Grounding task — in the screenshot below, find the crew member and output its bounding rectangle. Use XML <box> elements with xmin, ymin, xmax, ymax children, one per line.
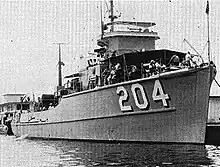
<box><xmin>115</xmin><ymin>62</ymin><xmax>122</xmax><ymax>83</ymax></box>
<box><xmin>169</xmin><ymin>55</ymin><xmax>180</xmax><ymax>66</ymax></box>
<box><xmin>183</xmin><ymin>51</ymin><xmax>195</xmax><ymax>67</ymax></box>
<box><xmin>108</xmin><ymin>65</ymin><xmax>116</xmax><ymax>84</ymax></box>
<box><xmin>102</xmin><ymin>68</ymin><xmax>109</xmax><ymax>85</ymax></box>
<box><xmin>192</xmin><ymin>55</ymin><xmax>203</xmax><ymax>67</ymax></box>
<box><xmin>149</xmin><ymin>60</ymin><xmax>156</xmax><ymax>75</ymax></box>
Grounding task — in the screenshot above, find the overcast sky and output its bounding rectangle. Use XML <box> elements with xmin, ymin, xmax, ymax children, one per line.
<box><xmin>0</xmin><ymin>0</ymin><xmax>219</xmax><ymax>101</ymax></box>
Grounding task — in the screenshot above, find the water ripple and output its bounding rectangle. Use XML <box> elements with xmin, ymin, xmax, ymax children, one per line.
<box><xmin>0</xmin><ymin>135</ymin><xmax>219</xmax><ymax>167</ymax></box>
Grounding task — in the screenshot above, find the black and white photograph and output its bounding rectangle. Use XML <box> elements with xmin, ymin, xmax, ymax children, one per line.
<box><xmin>0</xmin><ymin>0</ymin><xmax>220</xmax><ymax>166</ymax></box>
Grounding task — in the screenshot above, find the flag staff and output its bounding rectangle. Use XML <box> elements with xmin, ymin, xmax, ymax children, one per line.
<box><xmin>100</xmin><ymin>1</ymin><xmax>104</xmax><ymax>39</ymax></box>
<box><xmin>206</xmin><ymin>0</ymin><xmax>210</xmax><ymax>61</ymax></box>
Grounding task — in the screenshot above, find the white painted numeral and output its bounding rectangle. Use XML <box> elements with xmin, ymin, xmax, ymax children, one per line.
<box><xmin>152</xmin><ymin>80</ymin><xmax>169</xmax><ymax>107</ymax></box>
<box><xmin>131</xmin><ymin>83</ymin><xmax>149</xmax><ymax>109</ymax></box>
<box><xmin>116</xmin><ymin>86</ymin><xmax>132</xmax><ymax>112</ymax></box>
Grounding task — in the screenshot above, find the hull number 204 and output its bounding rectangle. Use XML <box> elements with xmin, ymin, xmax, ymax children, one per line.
<box><xmin>116</xmin><ymin>80</ymin><xmax>169</xmax><ymax>112</ymax></box>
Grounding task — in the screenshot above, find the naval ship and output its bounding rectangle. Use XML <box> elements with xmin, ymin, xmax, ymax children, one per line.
<box><xmin>10</xmin><ymin>1</ymin><xmax>216</xmax><ymax>144</ymax></box>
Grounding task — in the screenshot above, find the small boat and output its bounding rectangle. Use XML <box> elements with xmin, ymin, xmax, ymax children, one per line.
<box><xmin>0</xmin><ymin>93</ymin><xmax>33</xmax><ymax>135</ymax></box>
<box><xmin>0</xmin><ymin>124</ymin><xmax>8</xmax><ymax>135</ymax></box>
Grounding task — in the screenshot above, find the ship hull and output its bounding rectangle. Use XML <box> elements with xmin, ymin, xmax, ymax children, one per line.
<box><xmin>12</xmin><ymin>66</ymin><xmax>215</xmax><ymax>144</ymax></box>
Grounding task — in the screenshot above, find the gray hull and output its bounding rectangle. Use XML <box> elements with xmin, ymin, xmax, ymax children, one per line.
<box><xmin>12</xmin><ymin>66</ymin><xmax>215</xmax><ymax>144</ymax></box>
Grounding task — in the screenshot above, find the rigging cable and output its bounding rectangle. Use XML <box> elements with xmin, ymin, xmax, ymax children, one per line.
<box><xmin>214</xmin><ymin>79</ymin><xmax>220</xmax><ymax>88</ymax></box>
<box><xmin>201</xmin><ymin>42</ymin><xmax>208</xmax><ymax>56</ymax></box>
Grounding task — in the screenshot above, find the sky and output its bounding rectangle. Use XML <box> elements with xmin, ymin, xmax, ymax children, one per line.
<box><xmin>0</xmin><ymin>0</ymin><xmax>220</xmax><ymax>102</ymax></box>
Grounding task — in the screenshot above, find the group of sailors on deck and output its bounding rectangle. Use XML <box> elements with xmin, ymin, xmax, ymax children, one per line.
<box><xmin>102</xmin><ymin>62</ymin><xmax>123</xmax><ymax>85</ymax></box>
<box><xmin>170</xmin><ymin>52</ymin><xmax>203</xmax><ymax>68</ymax></box>
<box><xmin>101</xmin><ymin>52</ymin><xmax>204</xmax><ymax>86</ymax></box>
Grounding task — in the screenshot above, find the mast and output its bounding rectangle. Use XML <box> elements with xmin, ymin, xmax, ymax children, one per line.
<box><xmin>53</xmin><ymin>43</ymin><xmax>67</xmax><ymax>87</ymax></box>
<box><xmin>58</xmin><ymin>44</ymin><xmax>62</xmax><ymax>87</ymax></box>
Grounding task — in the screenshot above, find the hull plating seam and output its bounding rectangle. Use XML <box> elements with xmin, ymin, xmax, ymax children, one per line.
<box><xmin>15</xmin><ymin>107</ymin><xmax>176</xmax><ymax>126</ymax></box>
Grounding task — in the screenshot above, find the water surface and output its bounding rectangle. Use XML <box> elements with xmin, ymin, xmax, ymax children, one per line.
<box><xmin>0</xmin><ymin>135</ymin><xmax>219</xmax><ymax>167</ymax></box>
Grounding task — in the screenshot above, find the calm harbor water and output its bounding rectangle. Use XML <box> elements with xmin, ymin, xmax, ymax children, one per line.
<box><xmin>0</xmin><ymin>135</ymin><xmax>220</xmax><ymax>167</ymax></box>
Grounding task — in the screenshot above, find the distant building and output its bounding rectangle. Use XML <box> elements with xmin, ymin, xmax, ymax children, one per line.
<box><xmin>0</xmin><ymin>94</ymin><xmax>30</xmax><ymax>114</ymax></box>
<box><xmin>1</xmin><ymin>94</ymin><xmax>26</xmax><ymax>103</ymax></box>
